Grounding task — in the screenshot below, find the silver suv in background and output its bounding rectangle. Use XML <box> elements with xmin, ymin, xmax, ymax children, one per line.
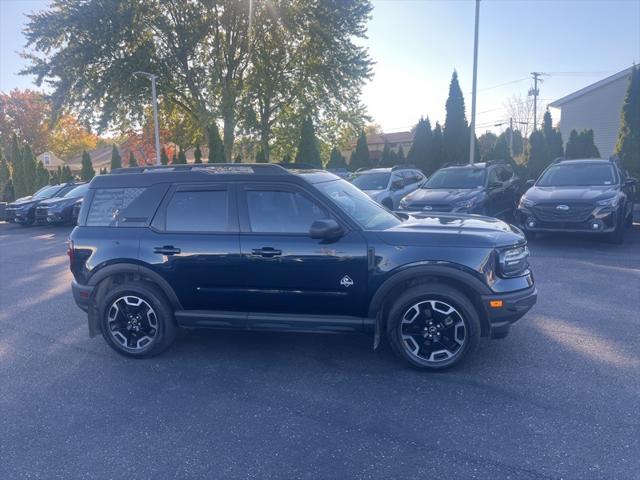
<box><xmin>349</xmin><ymin>166</ymin><xmax>426</xmax><ymax>210</ymax></box>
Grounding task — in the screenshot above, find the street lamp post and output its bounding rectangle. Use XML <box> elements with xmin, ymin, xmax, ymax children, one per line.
<box><xmin>133</xmin><ymin>71</ymin><xmax>161</xmax><ymax>166</ymax></box>
<box><xmin>469</xmin><ymin>0</ymin><xmax>480</xmax><ymax>165</ymax></box>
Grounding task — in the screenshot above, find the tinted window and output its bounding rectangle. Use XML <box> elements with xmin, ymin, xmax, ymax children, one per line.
<box><xmin>32</xmin><ymin>185</ymin><xmax>62</xmax><ymax>199</ymax></box>
<box><xmin>488</xmin><ymin>168</ymin><xmax>501</xmax><ymax>184</ymax></box>
<box><xmin>498</xmin><ymin>166</ymin><xmax>513</xmax><ymax>182</ymax></box>
<box><xmin>64</xmin><ymin>183</ymin><xmax>89</xmax><ymax>198</ymax></box>
<box><xmin>246</xmin><ymin>190</ymin><xmax>327</xmax><ymax>233</ymax></box>
<box><xmin>537</xmin><ymin>163</ymin><xmax>616</xmax><ymax>187</ymax></box>
<box><xmin>316</xmin><ymin>179</ymin><xmax>401</xmax><ymax>230</ymax></box>
<box><xmin>55</xmin><ymin>185</ymin><xmax>77</xmax><ymax>197</ymax></box>
<box><xmin>86</xmin><ymin>187</ymin><xmax>147</xmax><ymax>226</ymax></box>
<box><xmin>424</xmin><ymin>168</ymin><xmax>486</xmax><ymax>189</ymax></box>
<box><xmin>166</xmin><ymin>190</ymin><xmax>228</xmax><ymax>232</ymax></box>
<box><xmin>350</xmin><ymin>172</ymin><xmax>390</xmax><ymax>190</ymax></box>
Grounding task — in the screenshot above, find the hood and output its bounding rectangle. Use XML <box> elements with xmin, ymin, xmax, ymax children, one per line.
<box><xmin>9</xmin><ymin>197</ymin><xmax>39</xmax><ymax>207</ymax></box>
<box><xmin>404</xmin><ymin>188</ymin><xmax>482</xmax><ymax>205</ymax></box>
<box><xmin>524</xmin><ymin>185</ymin><xmax>618</xmax><ymax>203</ymax></box>
<box><xmin>363</xmin><ymin>189</ymin><xmax>385</xmax><ymax>198</ymax></box>
<box><xmin>38</xmin><ymin>196</ymin><xmax>76</xmax><ymax>207</ymax></box>
<box><xmin>376</xmin><ymin>213</ymin><xmax>525</xmax><ymax>248</ymax></box>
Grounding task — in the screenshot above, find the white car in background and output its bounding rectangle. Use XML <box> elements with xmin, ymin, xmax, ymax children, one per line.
<box><xmin>349</xmin><ymin>166</ymin><xmax>426</xmax><ymax>210</ymax></box>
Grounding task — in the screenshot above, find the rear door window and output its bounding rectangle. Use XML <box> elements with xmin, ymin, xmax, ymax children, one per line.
<box><xmin>165</xmin><ymin>190</ymin><xmax>229</xmax><ymax>232</ymax></box>
<box><xmin>85</xmin><ymin>184</ymin><xmax>167</xmax><ymax>227</ymax></box>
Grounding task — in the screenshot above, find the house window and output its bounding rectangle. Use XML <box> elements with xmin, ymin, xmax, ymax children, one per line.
<box><xmin>43</xmin><ymin>154</ymin><xmax>50</xmax><ymax>165</ymax></box>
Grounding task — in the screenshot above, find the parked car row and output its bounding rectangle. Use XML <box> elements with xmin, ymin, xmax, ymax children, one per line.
<box><xmin>3</xmin><ymin>182</ymin><xmax>87</xmax><ymax>226</ymax></box>
<box><xmin>352</xmin><ymin>157</ymin><xmax>636</xmax><ymax>244</ymax></box>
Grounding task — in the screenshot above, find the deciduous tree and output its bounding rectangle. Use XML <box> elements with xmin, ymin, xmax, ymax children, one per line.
<box><xmin>49</xmin><ymin>115</ymin><xmax>99</xmax><ymax>160</ymax></box>
<box><xmin>0</xmin><ymin>89</ymin><xmax>50</xmax><ymax>154</ymax></box>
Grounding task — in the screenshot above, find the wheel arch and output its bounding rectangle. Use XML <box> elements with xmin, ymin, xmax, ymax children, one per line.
<box><xmin>369</xmin><ymin>265</ymin><xmax>492</xmax><ymax>339</ymax></box>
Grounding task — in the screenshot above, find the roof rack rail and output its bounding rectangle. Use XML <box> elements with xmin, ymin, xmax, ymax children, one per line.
<box><xmin>277</xmin><ymin>162</ymin><xmax>316</xmax><ymax>170</ymax></box>
<box><xmin>552</xmin><ymin>157</ymin><xmax>565</xmax><ymax>164</ymax></box>
<box><xmin>110</xmin><ymin>163</ymin><xmax>287</xmax><ymax>175</ymax></box>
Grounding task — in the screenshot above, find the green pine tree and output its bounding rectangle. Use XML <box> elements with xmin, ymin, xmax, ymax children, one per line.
<box><xmin>128</xmin><ymin>151</ymin><xmax>138</xmax><ymax>167</ymax></box>
<box><xmin>614</xmin><ymin>65</ymin><xmax>640</xmax><ymax>178</ymax></box>
<box><xmin>80</xmin><ymin>150</ymin><xmax>95</xmax><ymax>181</ymax></box>
<box><xmin>430</xmin><ymin>122</ymin><xmax>445</xmax><ymax>171</ymax></box>
<box><xmin>35</xmin><ymin>161</ymin><xmax>50</xmax><ymax>189</ymax></box>
<box><xmin>21</xmin><ymin>145</ymin><xmax>37</xmax><ymax>195</ymax></box>
<box><xmin>177</xmin><ymin>147</ymin><xmax>187</xmax><ymax>164</ymax></box>
<box><xmin>207</xmin><ymin>124</ymin><xmax>225</xmax><ymax>163</ymax></box>
<box><xmin>397</xmin><ymin>145</ymin><xmax>406</xmax><ymax>164</ymax></box>
<box><xmin>62</xmin><ymin>165</ymin><xmax>74</xmax><ymax>183</ymax></box>
<box><xmin>379</xmin><ymin>142</ymin><xmax>394</xmax><ymax>167</ymax></box>
<box><xmin>408</xmin><ymin>117</ymin><xmax>434</xmax><ymax>174</ymax></box>
<box><xmin>194</xmin><ymin>145</ymin><xmax>202</xmax><ymax>164</ymax></box>
<box><xmin>50</xmin><ymin>166</ymin><xmax>62</xmax><ymax>184</ymax></box>
<box><xmin>171</xmin><ymin>150</ymin><xmax>177</xmax><ymax>165</ymax></box>
<box><xmin>160</xmin><ymin>148</ymin><xmax>169</xmax><ymax>165</ymax></box>
<box><xmin>443</xmin><ymin>71</ymin><xmax>470</xmax><ymax>164</ymax></box>
<box><xmin>0</xmin><ymin>149</ymin><xmax>10</xmax><ymax>190</ymax></box>
<box><xmin>565</xmin><ymin>129</ymin><xmax>600</xmax><ymax>159</ymax></box>
<box><xmin>525</xmin><ymin>130</ymin><xmax>548</xmax><ymax>179</ymax></box>
<box><xmin>349</xmin><ymin>131</ymin><xmax>371</xmax><ymax>171</ymax></box>
<box><xmin>256</xmin><ymin>148</ymin><xmax>267</xmax><ymax>163</ymax></box>
<box><xmin>327</xmin><ymin>147</ymin><xmax>347</xmax><ymax>169</ymax></box>
<box><xmin>295</xmin><ymin>117</ymin><xmax>322</xmax><ymax>167</ymax></box>
<box><xmin>234</xmin><ymin>154</ymin><xmax>242</xmax><ymax>163</ymax></box>
<box><xmin>110</xmin><ymin>145</ymin><xmax>122</xmax><ymax>170</ymax></box>
<box><xmin>542</xmin><ymin>110</ymin><xmax>564</xmax><ymax>160</ymax></box>
<box><xmin>10</xmin><ymin>136</ymin><xmax>26</xmax><ymax>197</ymax></box>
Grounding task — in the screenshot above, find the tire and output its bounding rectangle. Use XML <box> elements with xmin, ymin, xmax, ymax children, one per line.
<box><xmin>387</xmin><ymin>284</ymin><xmax>481</xmax><ymax>370</ymax></box>
<box><xmin>624</xmin><ymin>208</ymin><xmax>634</xmax><ymax>228</ymax></box>
<box><xmin>607</xmin><ymin>211</ymin><xmax>625</xmax><ymax>244</ymax></box>
<box><xmin>99</xmin><ymin>281</ymin><xmax>177</xmax><ymax>358</ymax></box>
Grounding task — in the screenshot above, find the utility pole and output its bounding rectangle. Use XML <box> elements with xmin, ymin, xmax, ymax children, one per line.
<box><xmin>509</xmin><ymin>117</ymin><xmax>513</xmax><ymax>157</ymax></box>
<box><xmin>529</xmin><ymin>72</ymin><xmax>543</xmax><ymax>132</ymax></box>
<box><xmin>133</xmin><ymin>71</ymin><xmax>161</xmax><ymax>165</ymax></box>
<box><xmin>469</xmin><ymin>0</ymin><xmax>480</xmax><ymax>165</ymax></box>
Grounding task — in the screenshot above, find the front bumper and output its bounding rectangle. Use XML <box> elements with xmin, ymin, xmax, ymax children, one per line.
<box><xmin>517</xmin><ymin>206</ymin><xmax>618</xmax><ymax>233</ymax></box>
<box><xmin>481</xmin><ymin>285</ymin><xmax>537</xmax><ymax>339</ymax></box>
<box><xmin>72</xmin><ymin>279</ymin><xmax>94</xmax><ymax>312</ymax></box>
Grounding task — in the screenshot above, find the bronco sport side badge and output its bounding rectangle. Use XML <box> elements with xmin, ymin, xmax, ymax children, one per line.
<box><xmin>340</xmin><ymin>275</ymin><xmax>354</xmax><ymax>288</ymax></box>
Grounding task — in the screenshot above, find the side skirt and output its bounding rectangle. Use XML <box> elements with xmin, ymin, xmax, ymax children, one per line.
<box><xmin>175</xmin><ymin>310</ymin><xmax>375</xmax><ymax>335</ymax></box>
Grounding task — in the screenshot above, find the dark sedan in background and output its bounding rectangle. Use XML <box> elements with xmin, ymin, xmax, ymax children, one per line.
<box><xmin>398</xmin><ymin>161</ymin><xmax>520</xmax><ymax>219</ymax></box>
<box><xmin>517</xmin><ymin>158</ymin><xmax>636</xmax><ymax>243</ymax></box>
<box><xmin>5</xmin><ymin>183</ymin><xmax>78</xmax><ymax>225</ymax></box>
<box><xmin>34</xmin><ymin>183</ymin><xmax>88</xmax><ymax>225</ymax></box>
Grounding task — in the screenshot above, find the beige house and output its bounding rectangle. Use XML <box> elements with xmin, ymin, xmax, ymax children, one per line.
<box><xmin>549</xmin><ymin>66</ymin><xmax>633</xmax><ymax>157</ymax></box>
<box><xmin>342</xmin><ymin>131</ymin><xmax>414</xmax><ymax>164</ymax></box>
<box><xmin>36</xmin><ymin>151</ymin><xmax>66</xmax><ymax>171</ymax></box>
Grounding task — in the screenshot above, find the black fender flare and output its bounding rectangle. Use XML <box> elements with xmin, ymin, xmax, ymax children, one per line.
<box><xmin>88</xmin><ymin>263</ymin><xmax>182</xmax><ymax>310</ymax></box>
<box><xmin>368</xmin><ymin>264</ymin><xmax>492</xmax><ymax>346</ymax></box>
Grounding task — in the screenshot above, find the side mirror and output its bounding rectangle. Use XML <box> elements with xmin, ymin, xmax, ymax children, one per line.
<box><xmin>488</xmin><ymin>181</ymin><xmax>502</xmax><ymax>190</ymax></box>
<box><xmin>624</xmin><ymin>177</ymin><xmax>637</xmax><ymax>186</ymax></box>
<box><xmin>525</xmin><ymin>179</ymin><xmax>535</xmax><ymax>188</ymax></box>
<box><xmin>310</xmin><ymin>219</ymin><xmax>344</xmax><ymax>241</ymax></box>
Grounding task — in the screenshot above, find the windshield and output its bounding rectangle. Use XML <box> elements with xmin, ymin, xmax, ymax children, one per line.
<box><xmin>315</xmin><ymin>179</ymin><xmax>401</xmax><ymax>230</ymax></box>
<box><xmin>537</xmin><ymin>163</ymin><xmax>616</xmax><ymax>187</ymax></box>
<box><xmin>350</xmin><ymin>172</ymin><xmax>391</xmax><ymax>191</ymax></box>
<box><xmin>424</xmin><ymin>168</ymin><xmax>486</xmax><ymax>189</ymax></box>
<box><xmin>32</xmin><ymin>185</ymin><xmax>62</xmax><ymax>199</ymax></box>
<box><xmin>64</xmin><ymin>183</ymin><xmax>89</xmax><ymax>198</ymax></box>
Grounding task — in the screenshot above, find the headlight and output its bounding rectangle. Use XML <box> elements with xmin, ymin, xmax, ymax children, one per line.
<box><xmin>498</xmin><ymin>245</ymin><xmax>530</xmax><ymax>278</ymax></box>
<box><xmin>399</xmin><ymin>199</ymin><xmax>409</xmax><ymax>209</ymax></box>
<box><xmin>453</xmin><ymin>196</ymin><xmax>478</xmax><ymax>210</ymax></box>
<box><xmin>519</xmin><ymin>197</ymin><xmax>535</xmax><ymax>208</ymax></box>
<box><xmin>596</xmin><ymin>196</ymin><xmax>618</xmax><ymax>207</ymax></box>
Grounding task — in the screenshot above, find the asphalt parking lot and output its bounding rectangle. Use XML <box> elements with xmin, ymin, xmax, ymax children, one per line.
<box><xmin>0</xmin><ymin>220</ymin><xmax>639</xmax><ymax>479</ymax></box>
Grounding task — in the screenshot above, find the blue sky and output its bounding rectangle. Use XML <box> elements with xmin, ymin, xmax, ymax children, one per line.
<box><xmin>1</xmin><ymin>0</ymin><xmax>639</xmax><ymax>134</ymax></box>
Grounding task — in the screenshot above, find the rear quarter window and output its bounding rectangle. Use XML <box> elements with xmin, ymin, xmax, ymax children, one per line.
<box><xmin>85</xmin><ymin>184</ymin><xmax>167</xmax><ymax>227</ymax></box>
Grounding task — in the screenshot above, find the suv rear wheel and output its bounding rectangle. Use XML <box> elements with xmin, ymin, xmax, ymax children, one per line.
<box><xmin>100</xmin><ymin>282</ymin><xmax>177</xmax><ymax>358</ymax></box>
<box><xmin>387</xmin><ymin>284</ymin><xmax>481</xmax><ymax>370</ymax></box>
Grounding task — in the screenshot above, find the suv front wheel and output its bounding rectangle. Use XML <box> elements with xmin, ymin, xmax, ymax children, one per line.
<box><xmin>100</xmin><ymin>282</ymin><xmax>177</xmax><ymax>358</ymax></box>
<box><xmin>387</xmin><ymin>284</ymin><xmax>481</xmax><ymax>370</ymax></box>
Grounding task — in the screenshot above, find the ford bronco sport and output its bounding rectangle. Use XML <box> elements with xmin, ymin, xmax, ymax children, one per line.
<box><xmin>69</xmin><ymin>164</ymin><xmax>536</xmax><ymax>370</ymax></box>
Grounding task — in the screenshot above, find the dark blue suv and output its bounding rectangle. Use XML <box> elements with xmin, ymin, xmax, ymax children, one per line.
<box><xmin>69</xmin><ymin>164</ymin><xmax>536</xmax><ymax>370</ymax></box>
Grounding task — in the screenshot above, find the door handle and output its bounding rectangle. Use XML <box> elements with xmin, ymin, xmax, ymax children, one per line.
<box><xmin>251</xmin><ymin>247</ymin><xmax>282</xmax><ymax>257</ymax></box>
<box><xmin>154</xmin><ymin>245</ymin><xmax>181</xmax><ymax>255</ymax></box>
